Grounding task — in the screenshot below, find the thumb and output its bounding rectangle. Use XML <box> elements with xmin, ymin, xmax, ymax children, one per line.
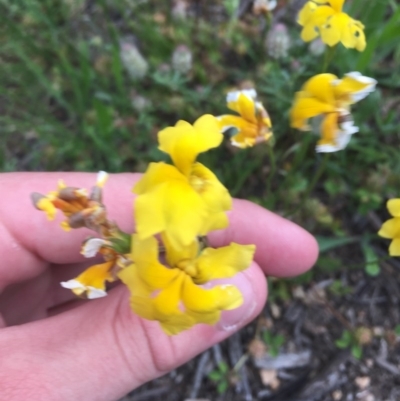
<box><xmin>0</xmin><ymin>263</ymin><xmax>266</xmax><ymax>401</ymax></box>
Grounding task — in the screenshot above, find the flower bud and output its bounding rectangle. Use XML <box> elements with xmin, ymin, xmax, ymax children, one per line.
<box><xmin>171</xmin><ymin>44</ymin><xmax>193</xmax><ymax>74</ymax></box>
<box><xmin>253</xmin><ymin>0</ymin><xmax>277</xmax><ymax>15</ymax></box>
<box><xmin>120</xmin><ymin>41</ymin><xmax>148</xmax><ymax>80</ymax></box>
<box><xmin>172</xmin><ymin>0</ymin><xmax>188</xmax><ymax>20</ymax></box>
<box><xmin>265</xmin><ymin>23</ymin><xmax>291</xmax><ymax>59</ymax></box>
<box><xmin>309</xmin><ymin>38</ymin><xmax>326</xmax><ymax>56</ymax></box>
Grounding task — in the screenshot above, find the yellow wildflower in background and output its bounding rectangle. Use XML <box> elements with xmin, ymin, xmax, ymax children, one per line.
<box><xmin>134</xmin><ymin>115</ymin><xmax>232</xmax><ymax>250</ymax></box>
<box><xmin>298</xmin><ymin>0</ymin><xmax>366</xmax><ymax>51</ymax></box>
<box><xmin>218</xmin><ymin>89</ymin><xmax>272</xmax><ymax>148</ymax></box>
<box><xmin>378</xmin><ymin>199</ymin><xmax>400</xmax><ymax>256</ymax></box>
<box><xmin>290</xmin><ymin>72</ymin><xmax>376</xmax><ymax>152</ymax></box>
<box><xmin>119</xmin><ymin>235</ymin><xmax>255</xmax><ymax>335</ymax></box>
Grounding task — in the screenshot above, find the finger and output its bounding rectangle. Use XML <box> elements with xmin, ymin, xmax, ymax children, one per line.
<box><xmin>0</xmin><ymin>262</ymin><xmax>267</xmax><ymax>401</ymax></box>
<box><xmin>209</xmin><ymin>199</ymin><xmax>319</xmax><ymax>277</ymax></box>
<box><xmin>0</xmin><ymin>261</ymin><xmax>99</xmax><ymax>326</ymax></box>
<box><xmin>0</xmin><ymin>173</ymin><xmax>317</xmax><ymax>289</ymax></box>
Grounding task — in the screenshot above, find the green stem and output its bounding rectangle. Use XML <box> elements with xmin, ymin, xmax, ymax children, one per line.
<box><xmin>322</xmin><ymin>45</ymin><xmax>337</xmax><ymax>72</ymax></box>
<box><xmin>266</xmin><ymin>144</ymin><xmax>276</xmax><ymax>196</ymax></box>
<box><xmin>286</xmin><ymin>153</ymin><xmax>330</xmax><ymax>218</ymax></box>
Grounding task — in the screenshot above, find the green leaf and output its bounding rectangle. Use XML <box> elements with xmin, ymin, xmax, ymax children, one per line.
<box><xmin>335</xmin><ymin>330</ymin><xmax>352</xmax><ymax>348</ymax></box>
<box><xmin>394</xmin><ymin>325</ymin><xmax>400</xmax><ymax>336</ymax></box>
<box><xmin>351</xmin><ymin>345</ymin><xmax>363</xmax><ymax>360</ymax></box>
<box><xmin>208</xmin><ymin>371</ymin><xmax>222</xmax><ymax>381</ymax></box>
<box><xmin>316</xmin><ymin>236</ymin><xmax>359</xmax><ymax>253</ymax></box>
<box><xmin>218</xmin><ymin>362</ymin><xmax>229</xmax><ymax>374</ymax></box>
<box><xmin>362</xmin><ymin>241</ymin><xmax>380</xmax><ymax>276</ymax></box>
<box><xmin>217</xmin><ymin>380</ymin><xmax>229</xmax><ymax>394</ymax></box>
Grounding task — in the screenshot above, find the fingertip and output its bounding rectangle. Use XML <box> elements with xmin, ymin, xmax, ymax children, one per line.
<box><xmin>209</xmin><ymin>199</ymin><xmax>319</xmax><ymax>278</ymax></box>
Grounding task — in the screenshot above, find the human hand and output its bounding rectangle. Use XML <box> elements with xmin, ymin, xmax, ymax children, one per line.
<box><xmin>0</xmin><ymin>172</ymin><xmax>318</xmax><ymax>401</ymax></box>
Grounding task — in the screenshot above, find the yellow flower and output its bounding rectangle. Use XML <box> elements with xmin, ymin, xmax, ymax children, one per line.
<box><xmin>31</xmin><ymin>171</ymin><xmax>109</xmax><ymax>232</ymax></box>
<box><xmin>298</xmin><ymin>0</ymin><xmax>366</xmax><ymax>51</ymax></box>
<box><xmin>218</xmin><ymin>90</ymin><xmax>272</xmax><ymax>148</ymax></box>
<box><xmin>378</xmin><ymin>199</ymin><xmax>400</xmax><ymax>256</ymax></box>
<box><xmin>134</xmin><ymin>115</ymin><xmax>231</xmax><ymax>250</ymax></box>
<box><xmin>290</xmin><ymin>72</ymin><xmax>376</xmax><ymax>152</ymax></box>
<box><xmin>61</xmin><ymin>260</ymin><xmax>116</xmax><ymax>299</ymax></box>
<box><xmin>118</xmin><ymin>235</ymin><xmax>255</xmax><ymax>335</ymax></box>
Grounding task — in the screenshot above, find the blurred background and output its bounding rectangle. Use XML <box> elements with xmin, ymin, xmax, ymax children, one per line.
<box><xmin>0</xmin><ymin>0</ymin><xmax>400</xmax><ymax>400</ymax></box>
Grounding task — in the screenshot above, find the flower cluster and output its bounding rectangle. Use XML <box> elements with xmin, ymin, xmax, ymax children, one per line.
<box><xmin>32</xmin><ymin>115</ymin><xmax>256</xmax><ymax>335</ymax></box>
<box><xmin>298</xmin><ymin>0</ymin><xmax>366</xmax><ymax>51</ymax></box>
<box><xmin>290</xmin><ymin>72</ymin><xmax>376</xmax><ymax>152</ymax></box>
<box><xmin>218</xmin><ymin>89</ymin><xmax>273</xmax><ymax>149</ymax></box>
<box><xmin>125</xmin><ymin>114</ymin><xmax>255</xmax><ymax>334</ymax></box>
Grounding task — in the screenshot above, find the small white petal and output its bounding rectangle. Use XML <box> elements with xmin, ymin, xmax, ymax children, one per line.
<box><xmin>341</xmin><ymin>121</ymin><xmax>359</xmax><ymax>135</ymax></box>
<box><xmin>87</xmin><ymin>287</ymin><xmax>108</xmax><ymax>299</ymax></box>
<box><xmin>96</xmin><ymin>171</ymin><xmax>109</xmax><ymax>187</ymax></box>
<box><xmin>226</xmin><ymin>89</ymin><xmax>257</xmax><ymax>103</ymax></box>
<box><xmin>60</xmin><ymin>280</ymin><xmax>86</xmax><ymax>290</ymax></box>
<box><xmin>81</xmin><ymin>238</ymin><xmax>109</xmax><ymax>258</ymax></box>
<box><xmin>345</xmin><ymin>72</ymin><xmax>377</xmax><ymax>103</ymax></box>
<box><xmin>316</xmin><ymin>121</ymin><xmax>358</xmax><ymax>153</ymax></box>
<box><xmin>76</xmin><ymin>188</ymin><xmax>88</xmax><ymax>197</ymax></box>
<box><xmin>267</xmin><ymin>0</ymin><xmax>277</xmax><ymax>10</ymax></box>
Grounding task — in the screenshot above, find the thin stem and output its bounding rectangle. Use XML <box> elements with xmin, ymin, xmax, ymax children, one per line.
<box><xmin>286</xmin><ymin>153</ymin><xmax>330</xmax><ymax>218</ymax></box>
<box><xmin>266</xmin><ymin>144</ymin><xmax>276</xmax><ymax>196</ymax></box>
<box><xmin>322</xmin><ymin>45</ymin><xmax>337</xmax><ymax>72</ymax></box>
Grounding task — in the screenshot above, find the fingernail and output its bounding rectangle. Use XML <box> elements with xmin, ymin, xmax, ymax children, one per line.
<box><xmin>214</xmin><ymin>270</ymin><xmax>257</xmax><ymax>332</ymax></box>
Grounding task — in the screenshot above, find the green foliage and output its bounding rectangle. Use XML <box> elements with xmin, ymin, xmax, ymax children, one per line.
<box><xmin>208</xmin><ymin>362</ymin><xmax>230</xmax><ymax>395</ymax></box>
<box><xmin>361</xmin><ymin>241</ymin><xmax>380</xmax><ymax>276</ymax></box>
<box><xmin>262</xmin><ymin>330</ymin><xmax>286</xmax><ymax>357</ymax></box>
<box><xmin>335</xmin><ymin>329</ymin><xmax>364</xmax><ymax>360</ymax></box>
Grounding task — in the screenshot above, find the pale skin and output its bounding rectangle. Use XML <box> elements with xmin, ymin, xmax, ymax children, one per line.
<box><xmin>0</xmin><ymin>173</ymin><xmax>319</xmax><ymax>401</ymax></box>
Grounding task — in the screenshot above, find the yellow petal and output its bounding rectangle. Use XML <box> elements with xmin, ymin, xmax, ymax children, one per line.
<box><xmin>181</xmin><ymin>275</ymin><xmax>243</xmax><ymax>313</ymax></box>
<box><xmin>387</xmin><ymin>199</ymin><xmax>400</xmax><ymax>217</ymax></box>
<box><xmin>75</xmin><ymin>260</ymin><xmax>115</xmax><ymax>290</ymax></box>
<box><xmin>186</xmin><ymin>309</ymin><xmax>221</xmax><ymax>325</ymax></box>
<box><xmin>316</xmin><ymin>118</ymin><xmax>357</xmax><ymax>152</ymax></box>
<box><xmin>158</xmin><ymin>114</ymin><xmax>223</xmax><ymax>176</ymax></box>
<box><xmin>352</xmin><ymin>21</ymin><xmax>366</xmax><ymax>51</ymax></box>
<box><xmin>227</xmin><ymin>93</ymin><xmax>257</xmax><ymax>124</ymax></box>
<box><xmin>152</xmin><ymin>273</ymin><xmax>185</xmax><ymax>316</ymax></box>
<box><xmin>290</xmin><ymin>95</ymin><xmax>336</xmax><ymax>129</ymax></box>
<box><xmin>230</xmin><ymin>131</ymin><xmax>255</xmax><ymax>148</ymax></box>
<box><xmin>389</xmin><ymin>238</ymin><xmax>400</xmax><ymax>257</ymax></box>
<box><xmin>163</xmin><ymin>234</ymin><xmax>199</xmax><ymax>269</ymax></box>
<box><xmin>195</xmin><ymin>243</ymin><xmax>256</xmax><ymax>284</ymax></box>
<box><xmin>333</xmin><ymin>72</ymin><xmax>376</xmax><ymax>104</ymax></box>
<box><xmin>37</xmin><ymin>198</ymin><xmax>57</xmax><ymax>220</ymax></box>
<box><xmin>298</xmin><ymin>2</ymin><xmax>317</xmax><ymax>26</ymax></box>
<box><xmin>134</xmin><ymin>163</ymin><xmax>207</xmax><ymax>249</ymax></box>
<box><xmin>319</xmin><ymin>112</ymin><xmax>338</xmax><ymax>144</ymax></box>
<box><xmin>303</xmin><ymin>73</ymin><xmax>337</xmax><ymax>104</ymax></box>
<box><xmin>159</xmin><ymin>314</ymin><xmax>196</xmax><ymax>335</ymax></box>
<box><xmin>320</xmin><ymin>12</ymin><xmax>348</xmax><ymax>47</ymax></box>
<box><xmin>218</xmin><ymin>115</ymin><xmax>256</xmax><ymax>135</ymax></box>
<box><xmin>133</xmin><ymin>162</ymin><xmax>185</xmax><ymax>194</ymax></box>
<box><xmin>378</xmin><ymin>218</ymin><xmax>400</xmax><ymax>239</ymax></box>
<box><xmin>130</xmin><ymin>296</ymin><xmax>157</xmax><ymax>320</ymax></box>
<box><xmin>190</xmin><ymin>162</ymin><xmax>232</xmax><ymax>216</ymax></box>
<box><xmin>301</xmin><ymin>23</ymin><xmax>320</xmax><ymax>42</ymax></box>
<box><xmin>329</xmin><ymin>0</ymin><xmax>345</xmax><ymax>12</ymax></box>
<box><xmin>132</xmin><ymin>235</ymin><xmax>179</xmax><ymax>289</ymax></box>
<box><xmin>118</xmin><ymin>264</ymin><xmax>152</xmax><ymax>298</ymax></box>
